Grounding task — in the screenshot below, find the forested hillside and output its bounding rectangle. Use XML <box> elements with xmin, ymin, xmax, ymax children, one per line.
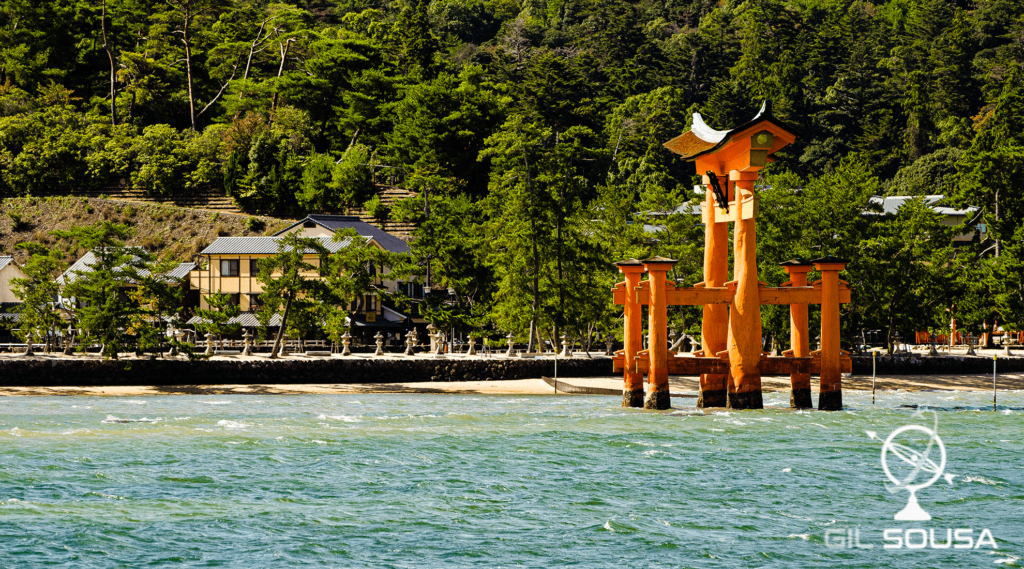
<box><xmin>1</xmin><ymin>0</ymin><xmax>1022</xmax><ymax>351</ymax></box>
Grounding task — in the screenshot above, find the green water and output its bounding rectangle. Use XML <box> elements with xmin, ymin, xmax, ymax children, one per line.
<box><xmin>1</xmin><ymin>390</ymin><xmax>1022</xmax><ymax>568</ymax></box>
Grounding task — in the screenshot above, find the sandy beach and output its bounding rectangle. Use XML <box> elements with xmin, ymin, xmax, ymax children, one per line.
<box><xmin>0</xmin><ymin>372</ymin><xmax>1020</xmax><ymax>397</ymax></box>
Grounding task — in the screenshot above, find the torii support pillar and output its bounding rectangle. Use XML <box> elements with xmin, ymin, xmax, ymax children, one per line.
<box><xmin>781</xmin><ymin>260</ymin><xmax>813</xmax><ymax>408</ymax></box>
<box><xmin>615</xmin><ymin>260</ymin><xmax>645</xmax><ymax>408</ymax></box>
<box><xmin>697</xmin><ymin>172</ymin><xmax>729</xmax><ymax>408</ymax></box>
<box><xmin>727</xmin><ymin>170</ymin><xmax>763</xmax><ymax>410</ymax></box>
<box><xmin>643</xmin><ymin>257</ymin><xmax>677</xmax><ymax>410</ymax></box>
<box><xmin>814</xmin><ymin>257</ymin><xmax>847</xmax><ymax>411</ymax></box>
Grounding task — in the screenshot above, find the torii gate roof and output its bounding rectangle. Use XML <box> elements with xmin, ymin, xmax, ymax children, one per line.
<box><xmin>663</xmin><ymin>100</ymin><xmax>797</xmax><ymax>161</ymax></box>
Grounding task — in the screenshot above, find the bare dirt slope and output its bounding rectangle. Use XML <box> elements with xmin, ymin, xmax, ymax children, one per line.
<box><xmin>0</xmin><ymin>196</ymin><xmax>294</xmax><ymax>264</ymax></box>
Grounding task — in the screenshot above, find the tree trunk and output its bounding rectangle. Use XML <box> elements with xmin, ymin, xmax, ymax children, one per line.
<box><xmin>523</xmin><ymin>150</ymin><xmax>539</xmax><ymax>354</ymax></box>
<box><xmin>100</xmin><ymin>0</ymin><xmax>117</xmax><ymax>125</ymax></box>
<box><xmin>271</xmin><ymin>295</ymin><xmax>292</xmax><ymax>358</ymax></box>
<box><xmin>182</xmin><ymin>11</ymin><xmax>197</xmax><ymax>131</ymax></box>
<box><xmin>270</xmin><ymin>39</ymin><xmax>292</xmax><ymax>112</ymax></box>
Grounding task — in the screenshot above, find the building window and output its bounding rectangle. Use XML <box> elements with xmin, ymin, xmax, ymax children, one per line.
<box><xmin>249</xmin><ymin>294</ymin><xmax>262</xmax><ymax>310</ymax></box>
<box><xmin>250</xmin><ymin>259</ymin><xmax>260</xmax><ymax>276</ymax></box>
<box><xmin>407</xmin><ymin>282</ymin><xmax>424</xmax><ymax>299</ymax></box>
<box><xmin>365</xmin><ymin>294</ymin><xmax>376</xmax><ymax>311</ymax></box>
<box><xmin>221</xmin><ymin>259</ymin><xmax>239</xmax><ymax>277</ymax></box>
<box><xmin>229</xmin><ymin>293</ymin><xmax>240</xmax><ymax>307</ymax></box>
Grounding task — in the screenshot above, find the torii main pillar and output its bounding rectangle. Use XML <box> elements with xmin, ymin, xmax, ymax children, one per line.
<box><xmin>727</xmin><ymin>170</ymin><xmax>763</xmax><ymax>409</ymax></box>
<box><xmin>664</xmin><ymin>101</ymin><xmax>797</xmax><ymax>409</ymax></box>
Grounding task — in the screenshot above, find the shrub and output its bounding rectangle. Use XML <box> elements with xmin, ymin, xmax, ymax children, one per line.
<box><xmin>7</xmin><ymin>211</ymin><xmax>30</xmax><ymax>232</ymax></box>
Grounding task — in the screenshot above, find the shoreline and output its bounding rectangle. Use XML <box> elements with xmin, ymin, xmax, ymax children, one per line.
<box><xmin>1</xmin><ymin>373</ymin><xmax>1021</xmax><ymax>397</ymax></box>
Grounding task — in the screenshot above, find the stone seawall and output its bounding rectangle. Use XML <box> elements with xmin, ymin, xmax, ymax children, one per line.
<box><xmin>0</xmin><ymin>357</ymin><xmax>613</xmax><ymax>387</ymax></box>
<box><xmin>851</xmin><ymin>354</ymin><xmax>1024</xmax><ymax>375</ymax></box>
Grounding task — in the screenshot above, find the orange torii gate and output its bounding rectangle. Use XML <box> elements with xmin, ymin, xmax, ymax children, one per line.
<box><xmin>611</xmin><ymin>102</ymin><xmax>852</xmax><ymax>411</ymax></box>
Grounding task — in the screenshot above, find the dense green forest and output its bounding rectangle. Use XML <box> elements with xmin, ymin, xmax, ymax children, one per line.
<box><xmin>1</xmin><ymin>0</ymin><xmax>1023</xmax><ymax>352</ymax></box>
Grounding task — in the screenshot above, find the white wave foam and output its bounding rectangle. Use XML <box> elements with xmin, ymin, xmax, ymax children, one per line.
<box><xmin>8</xmin><ymin>427</ymin><xmax>21</xmax><ymax>436</ymax></box>
<box><xmin>787</xmin><ymin>534</ymin><xmax>811</xmax><ymax>541</ymax></box>
<box><xmin>121</xmin><ymin>400</ymin><xmax>147</xmax><ymax>405</ymax></box>
<box><xmin>782</xmin><ymin>468</ymin><xmax>792</xmax><ymax>473</ymax></box>
<box><xmin>71</xmin><ymin>405</ymin><xmax>92</xmax><ymax>409</ymax></box>
<box><xmin>311</xmin><ymin>440</ymin><xmax>327</xmax><ymax>445</ymax></box>
<box><xmin>61</xmin><ymin>429</ymin><xmax>91</xmax><ymax>435</ymax></box>
<box><xmin>993</xmin><ymin>554</ymin><xmax>1019</xmax><ymax>565</ymax></box>
<box><xmin>102</xmin><ymin>415</ymin><xmax>161</xmax><ymax>424</ymax></box>
<box><xmin>963</xmin><ymin>475</ymin><xmax>1001</xmax><ymax>485</ymax></box>
<box><xmin>216</xmin><ymin>420</ymin><xmax>250</xmax><ymax>429</ymax></box>
<box><xmin>317</xmin><ymin>414</ymin><xmax>361</xmax><ymax>422</ymax></box>
<box><xmin>603</xmin><ymin>521</ymin><xmax>614</xmax><ymax>532</ymax></box>
<box><xmin>86</xmin><ymin>492</ymin><xmax>125</xmax><ymax>500</ymax></box>
<box><xmin>204</xmin><ymin>401</ymin><xmax>232</xmax><ymax>405</ymax></box>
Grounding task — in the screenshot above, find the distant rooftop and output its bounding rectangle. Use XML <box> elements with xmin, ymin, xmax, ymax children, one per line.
<box><xmin>274</xmin><ymin>215</ymin><xmax>411</xmax><ymax>254</ymax></box>
<box><xmin>0</xmin><ymin>256</ymin><xmax>13</xmax><ymax>271</ymax></box>
<box><xmin>57</xmin><ymin>249</ymin><xmax>196</xmax><ymax>285</ymax></box>
<box><xmin>199</xmin><ymin>235</ymin><xmax>366</xmax><ymax>255</ymax></box>
<box><xmin>867</xmin><ymin>195</ymin><xmax>977</xmax><ymax>216</ymax></box>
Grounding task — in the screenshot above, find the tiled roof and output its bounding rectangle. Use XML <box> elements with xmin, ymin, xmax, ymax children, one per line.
<box><xmin>199</xmin><ymin>235</ymin><xmax>364</xmax><ymax>255</ymax></box>
<box><xmin>0</xmin><ymin>256</ymin><xmax>13</xmax><ymax>271</ymax></box>
<box><xmin>867</xmin><ymin>195</ymin><xmax>978</xmax><ymax>216</ymax></box>
<box><xmin>0</xmin><ymin>302</ymin><xmax>20</xmax><ymax>323</ymax></box>
<box><xmin>275</xmin><ymin>215</ymin><xmax>411</xmax><ymax>254</ymax></box>
<box><xmin>58</xmin><ymin>250</ymin><xmax>195</xmax><ymax>285</ymax></box>
<box><xmin>188</xmin><ymin>312</ymin><xmax>282</xmax><ymax>327</ymax></box>
<box><xmin>166</xmin><ymin>262</ymin><xmax>198</xmax><ymax>280</ymax></box>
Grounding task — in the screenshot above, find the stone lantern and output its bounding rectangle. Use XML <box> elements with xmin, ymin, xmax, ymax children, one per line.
<box><xmin>466</xmin><ymin>336</ymin><xmax>476</xmax><ymax>356</ymax></box>
<box><xmin>559</xmin><ymin>333</ymin><xmax>570</xmax><ymax>357</ymax></box>
<box><xmin>167</xmin><ymin>328</ymin><xmax>179</xmax><ymax>357</ymax></box>
<box><xmin>341</xmin><ymin>331</ymin><xmax>352</xmax><ymax>356</ymax></box>
<box><xmin>242</xmin><ymin>329</ymin><xmax>253</xmax><ymax>356</ymax></box>
<box><xmin>204</xmin><ymin>332</ymin><xmax>215</xmax><ymax>355</ymax></box>
<box><xmin>505</xmin><ymin>332</ymin><xmax>515</xmax><ymax>357</ymax></box>
<box><xmin>64</xmin><ymin>325</ymin><xmax>75</xmax><ymax>356</ymax></box>
<box><xmin>24</xmin><ymin>332</ymin><xmax>34</xmax><ymax>357</ymax></box>
<box><xmin>374</xmin><ymin>331</ymin><xmax>385</xmax><ymax>356</ymax></box>
<box><xmin>404</xmin><ymin>329</ymin><xmax>418</xmax><ymax>356</ymax></box>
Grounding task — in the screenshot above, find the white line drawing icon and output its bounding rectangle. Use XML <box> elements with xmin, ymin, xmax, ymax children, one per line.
<box><xmin>867</xmin><ymin>410</ymin><xmax>955</xmax><ymax>522</ymax></box>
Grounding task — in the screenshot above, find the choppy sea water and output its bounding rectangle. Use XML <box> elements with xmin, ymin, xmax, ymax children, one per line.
<box><xmin>1</xmin><ymin>390</ymin><xmax>1022</xmax><ymax>568</ymax></box>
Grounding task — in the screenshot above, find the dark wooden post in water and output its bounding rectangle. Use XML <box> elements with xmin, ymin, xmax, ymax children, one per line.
<box><xmin>780</xmin><ymin>259</ymin><xmax>813</xmax><ymax>408</ymax></box>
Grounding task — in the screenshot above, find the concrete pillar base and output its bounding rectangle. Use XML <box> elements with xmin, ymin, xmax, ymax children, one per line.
<box><xmin>643</xmin><ymin>389</ymin><xmax>671</xmax><ymax>410</ymax></box>
<box><xmin>622</xmin><ymin>388</ymin><xmax>645</xmax><ymax>408</ymax></box>
<box><xmin>818</xmin><ymin>391</ymin><xmax>842</xmax><ymax>411</ymax></box>
<box><xmin>697</xmin><ymin>389</ymin><xmax>727</xmax><ymax>408</ymax></box>
<box><xmin>727</xmin><ymin>390</ymin><xmax>763</xmax><ymax>410</ymax></box>
<box><xmin>790</xmin><ymin>387</ymin><xmax>812</xmax><ymax>409</ymax></box>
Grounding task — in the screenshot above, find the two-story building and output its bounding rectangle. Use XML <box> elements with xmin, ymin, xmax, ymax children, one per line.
<box><xmin>188</xmin><ymin>215</ymin><xmax>420</xmax><ymax>342</ymax></box>
<box><xmin>0</xmin><ymin>256</ymin><xmax>28</xmax><ymax>342</ymax></box>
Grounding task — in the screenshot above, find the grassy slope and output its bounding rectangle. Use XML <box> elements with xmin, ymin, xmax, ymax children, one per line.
<box><xmin>0</xmin><ymin>196</ymin><xmax>294</xmax><ymax>266</ymax></box>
